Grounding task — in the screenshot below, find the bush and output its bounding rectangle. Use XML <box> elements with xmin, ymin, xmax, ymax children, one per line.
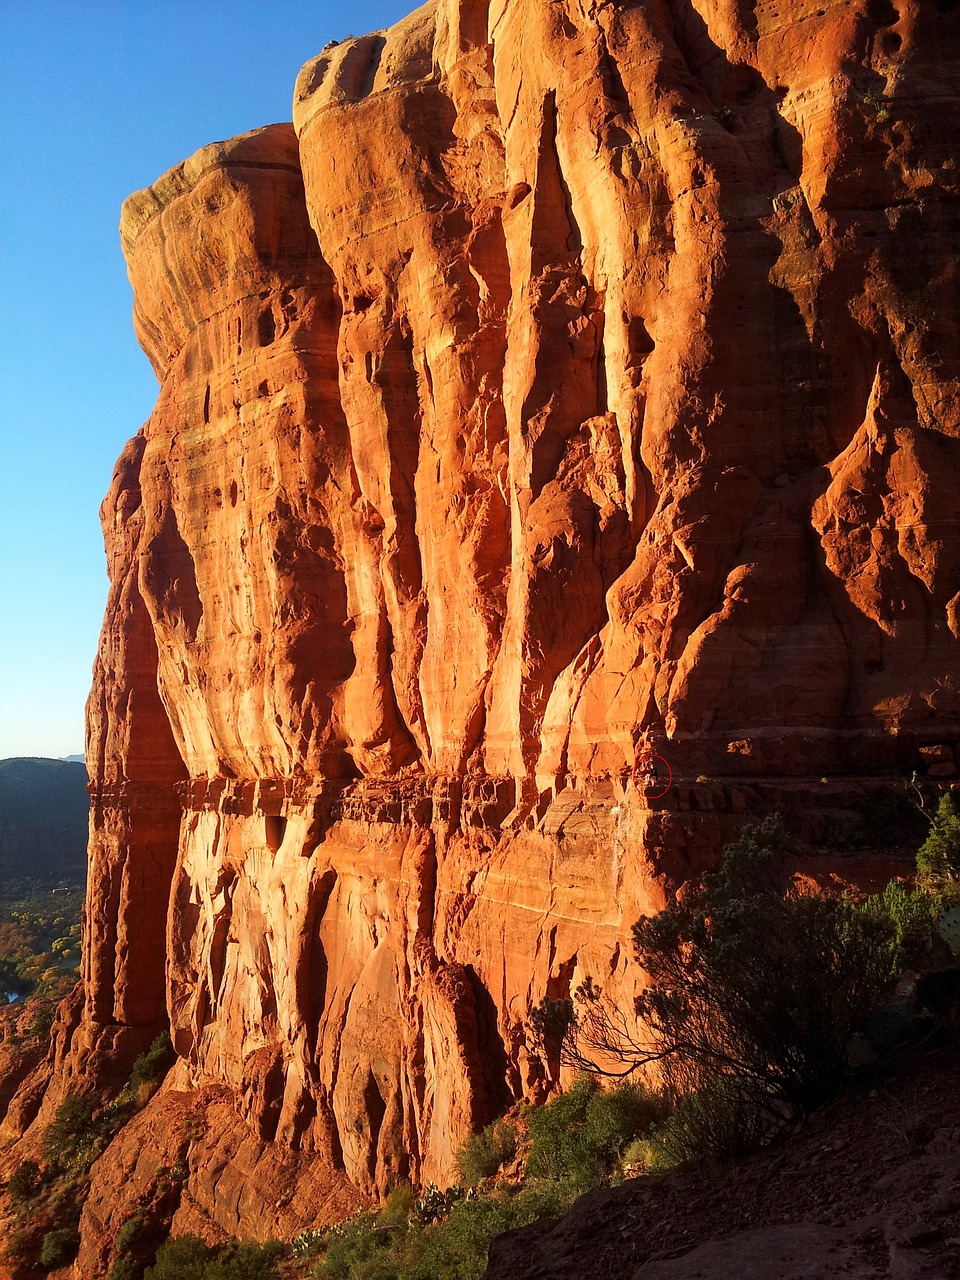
<box><xmin>525</xmin><ymin>1076</ymin><xmax>660</xmax><ymax>1189</ymax></box>
<box><xmin>7</xmin><ymin>1157</ymin><xmax>41</xmax><ymax>1202</ymax></box>
<box><xmin>108</xmin><ymin>1259</ymin><xmax>139</xmax><ymax>1280</ymax></box>
<box><xmin>42</xmin><ymin>1092</ymin><xmax>97</xmax><ymax>1171</ymax></box>
<box><xmin>39</xmin><ymin>1226</ymin><xmax>80</xmax><ymax>1269</ymax></box>
<box><xmin>145</xmin><ymin>1237</ymin><xmax>285</xmax><ymax>1280</ymax></box>
<box><xmin>917</xmin><ymin>795</ymin><xmax>960</xmax><ymax>892</ymax></box>
<box><xmin>536</xmin><ymin>817</ymin><xmax>904</xmax><ymax>1159</ymax></box>
<box><xmin>630</xmin><ymin>818</ymin><xmax>901</xmax><ymax>1121</ymax></box>
<box><xmin>314</xmin><ymin>1214</ymin><xmax>399</xmax><ymax>1279</ymax></box>
<box><xmin>114</xmin><ymin>1215</ymin><xmax>145</xmax><ymax>1254</ymax></box>
<box><xmin>457</xmin><ymin>1119</ymin><xmax>517</xmax><ymax>1186</ymax></box>
<box><xmin>380</xmin><ymin>1184</ymin><xmax>417</xmax><ymax>1226</ymax></box>
<box><xmin>864</xmin><ymin>879</ymin><xmax>943</xmax><ymax>967</ymax></box>
<box><xmin>27</xmin><ymin>1001</ymin><xmax>57</xmax><ymax>1040</ymax></box>
<box><xmin>309</xmin><ymin>1181</ymin><xmax>568</xmax><ymax>1280</ymax></box>
<box><xmin>400</xmin><ymin>1184</ymin><xmax>570</xmax><ymax>1280</ymax></box>
<box><xmin>128</xmin><ymin>1032</ymin><xmax>175</xmax><ymax>1093</ymax></box>
<box><xmin>642</xmin><ymin>1078</ymin><xmax>770</xmax><ymax>1170</ymax></box>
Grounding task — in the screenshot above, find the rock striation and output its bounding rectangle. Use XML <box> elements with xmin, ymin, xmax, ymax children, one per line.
<box><xmin>2</xmin><ymin>0</ymin><xmax>959</xmax><ymax>1266</ymax></box>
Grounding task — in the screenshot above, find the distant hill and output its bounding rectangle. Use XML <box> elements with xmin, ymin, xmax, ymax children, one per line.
<box><xmin>0</xmin><ymin>758</ymin><xmax>89</xmax><ymax>883</ymax></box>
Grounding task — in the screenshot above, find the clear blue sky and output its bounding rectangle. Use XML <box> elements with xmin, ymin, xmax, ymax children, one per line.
<box><xmin>0</xmin><ymin>0</ymin><xmax>412</xmax><ymax>761</ymax></box>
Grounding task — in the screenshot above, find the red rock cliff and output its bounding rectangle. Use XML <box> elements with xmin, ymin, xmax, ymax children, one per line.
<box><xmin>3</xmin><ymin>0</ymin><xmax>959</xmax><ymax>1266</ymax></box>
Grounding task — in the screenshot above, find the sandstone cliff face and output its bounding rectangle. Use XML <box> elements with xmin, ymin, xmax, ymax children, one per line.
<box><xmin>3</xmin><ymin>0</ymin><xmax>959</xmax><ymax>1265</ymax></box>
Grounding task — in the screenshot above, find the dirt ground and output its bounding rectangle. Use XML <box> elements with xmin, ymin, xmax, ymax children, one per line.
<box><xmin>484</xmin><ymin>1040</ymin><xmax>960</xmax><ymax>1280</ymax></box>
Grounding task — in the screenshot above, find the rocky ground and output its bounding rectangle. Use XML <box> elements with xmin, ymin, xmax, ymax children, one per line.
<box><xmin>484</xmin><ymin>1039</ymin><xmax>960</xmax><ymax>1280</ymax></box>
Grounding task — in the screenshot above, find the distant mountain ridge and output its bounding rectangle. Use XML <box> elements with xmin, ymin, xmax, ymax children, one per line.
<box><xmin>0</xmin><ymin>758</ymin><xmax>89</xmax><ymax>883</ymax></box>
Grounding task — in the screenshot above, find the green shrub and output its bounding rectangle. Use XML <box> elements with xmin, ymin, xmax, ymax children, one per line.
<box><xmin>379</xmin><ymin>1184</ymin><xmax>416</xmax><ymax>1227</ymax></box>
<box><xmin>128</xmin><ymin>1032</ymin><xmax>175</xmax><ymax>1093</ymax></box>
<box><xmin>145</xmin><ymin>1236</ymin><xmax>286</xmax><ymax>1280</ymax></box>
<box><xmin>917</xmin><ymin>796</ymin><xmax>960</xmax><ymax>892</ymax></box>
<box><xmin>27</xmin><ymin>1001</ymin><xmax>57</xmax><ymax>1040</ymax></box>
<box><xmin>108</xmin><ymin>1258</ymin><xmax>139</xmax><ymax>1280</ymax></box>
<box><xmin>314</xmin><ymin>1214</ymin><xmax>401</xmax><ymax>1279</ymax></box>
<box><xmin>144</xmin><ymin>1236</ymin><xmax>211</xmax><ymax>1280</ymax></box>
<box><xmin>39</xmin><ymin>1226</ymin><xmax>80</xmax><ymax>1269</ymax></box>
<box><xmin>642</xmin><ymin>1078</ymin><xmax>770</xmax><ymax>1170</ymax></box>
<box><xmin>114</xmin><ymin>1215</ymin><xmax>145</xmax><ymax>1254</ymax></box>
<box><xmin>632</xmin><ymin>818</ymin><xmax>901</xmax><ymax>1121</ymax></box>
<box><xmin>864</xmin><ymin>879</ymin><xmax>943</xmax><ymax>967</ymax></box>
<box><xmin>456</xmin><ymin>1118</ymin><xmax>517</xmax><ymax>1186</ymax></box>
<box><xmin>537</xmin><ymin>817</ymin><xmax>904</xmax><ymax>1159</ymax></box>
<box><xmin>203</xmin><ymin>1241</ymin><xmax>286</xmax><ymax>1280</ymax></box>
<box><xmin>525</xmin><ymin>1076</ymin><xmax>660</xmax><ymax>1189</ymax></box>
<box><xmin>42</xmin><ymin>1092</ymin><xmax>97</xmax><ymax>1171</ymax></box>
<box><xmin>309</xmin><ymin>1182</ymin><xmax>569</xmax><ymax>1280</ymax></box>
<box><xmin>399</xmin><ymin>1184</ymin><xmax>570</xmax><ymax>1280</ymax></box>
<box><xmin>7</xmin><ymin>1157</ymin><xmax>41</xmax><ymax>1202</ymax></box>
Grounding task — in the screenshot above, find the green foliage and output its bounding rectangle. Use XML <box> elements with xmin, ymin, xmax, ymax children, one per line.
<box><xmin>863</xmin><ymin>879</ymin><xmax>943</xmax><ymax>967</ymax></box>
<box><xmin>410</xmin><ymin>1182</ymin><xmax>467</xmax><ymax>1226</ymax></box>
<box><xmin>113</xmin><ymin>1214</ymin><xmax>146</xmax><ymax>1255</ymax></box>
<box><xmin>42</xmin><ymin>1092</ymin><xmax>97</xmax><ymax>1171</ymax></box>
<box><xmin>108</xmin><ymin>1258</ymin><xmax>139</xmax><ymax>1280</ymax></box>
<box><xmin>26</xmin><ymin>1000</ymin><xmax>58</xmax><ymax>1040</ymax></box>
<box><xmin>641</xmin><ymin>1078</ymin><xmax>770</xmax><ymax>1171</ymax></box>
<box><xmin>400</xmin><ymin>1185</ymin><xmax>569</xmax><ymax>1280</ymax></box>
<box><xmin>144</xmin><ymin>1237</ymin><xmax>285</xmax><ymax>1280</ymax></box>
<box><xmin>7</xmin><ymin>1157</ymin><xmax>41</xmax><ymax>1202</ymax></box>
<box><xmin>917</xmin><ymin>796</ymin><xmax>960</xmax><ymax>892</ymax></box>
<box><xmin>456</xmin><ymin>1118</ymin><xmax>517</xmax><ymax>1186</ymax></box>
<box><xmin>0</xmin><ymin>881</ymin><xmax>83</xmax><ymax>1002</ymax></box>
<box><xmin>128</xmin><ymin>1033</ymin><xmax>175</xmax><ymax>1092</ymax></box>
<box><xmin>630</xmin><ymin>817</ymin><xmax>902</xmax><ymax>1124</ymax></box>
<box><xmin>525</xmin><ymin>1076</ymin><xmax>660</xmax><ymax>1189</ymax></box>
<box><xmin>310</xmin><ymin>1184</ymin><xmax>569</xmax><ymax>1280</ymax></box>
<box><xmin>379</xmin><ymin>1184</ymin><xmax>416</xmax><ymax>1227</ymax></box>
<box><xmin>39</xmin><ymin>1226</ymin><xmax>80</xmax><ymax>1268</ymax></box>
<box><xmin>314</xmin><ymin>1213</ymin><xmax>399</xmax><ymax>1278</ymax></box>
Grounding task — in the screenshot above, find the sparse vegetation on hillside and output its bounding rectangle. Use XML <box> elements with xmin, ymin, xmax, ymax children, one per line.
<box><xmin>287</xmin><ymin>1079</ymin><xmax>660</xmax><ymax>1280</ymax></box>
<box><xmin>3</xmin><ymin>1034</ymin><xmax>179</xmax><ymax>1275</ymax></box>
<box><xmin>144</xmin><ymin>1235</ymin><xmax>286</xmax><ymax>1279</ymax></box>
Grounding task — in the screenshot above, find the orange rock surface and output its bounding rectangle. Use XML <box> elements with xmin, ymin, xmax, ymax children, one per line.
<box><xmin>2</xmin><ymin>0</ymin><xmax>959</xmax><ymax>1264</ymax></box>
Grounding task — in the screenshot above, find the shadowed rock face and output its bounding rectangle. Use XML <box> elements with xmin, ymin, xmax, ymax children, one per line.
<box><xmin>3</xmin><ymin>0</ymin><xmax>958</xmax><ymax>1263</ymax></box>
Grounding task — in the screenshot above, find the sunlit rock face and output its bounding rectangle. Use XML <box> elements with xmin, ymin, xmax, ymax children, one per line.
<box><xmin>2</xmin><ymin>0</ymin><xmax>958</xmax><ymax>1262</ymax></box>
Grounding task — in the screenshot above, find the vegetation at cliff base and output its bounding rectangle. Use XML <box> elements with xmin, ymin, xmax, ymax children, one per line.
<box><xmin>144</xmin><ymin>1236</ymin><xmax>286</xmax><ymax>1279</ymax></box>
<box><xmin>7</xmin><ymin>797</ymin><xmax>960</xmax><ymax>1278</ymax></box>
<box><xmin>533</xmin><ymin>808</ymin><xmax>960</xmax><ymax>1166</ymax></box>
<box><xmin>288</xmin><ymin>1077</ymin><xmax>659</xmax><ymax>1280</ymax></box>
<box><xmin>0</xmin><ymin>880</ymin><xmax>83</xmax><ymax>1002</ymax></box>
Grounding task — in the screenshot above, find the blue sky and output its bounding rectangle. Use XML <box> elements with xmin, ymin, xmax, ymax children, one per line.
<box><xmin>0</xmin><ymin>0</ymin><xmax>412</xmax><ymax>760</ymax></box>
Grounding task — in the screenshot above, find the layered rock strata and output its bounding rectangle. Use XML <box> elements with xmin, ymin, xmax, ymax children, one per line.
<box><xmin>2</xmin><ymin>0</ymin><xmax>959</xmax><ymax>1264</ymax></box>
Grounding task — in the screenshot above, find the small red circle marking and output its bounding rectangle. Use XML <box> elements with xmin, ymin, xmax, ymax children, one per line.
<box><xmin>632</xmin><ymin>753</ymin><xmax>673</xmax><ymax>799</ymax></box>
